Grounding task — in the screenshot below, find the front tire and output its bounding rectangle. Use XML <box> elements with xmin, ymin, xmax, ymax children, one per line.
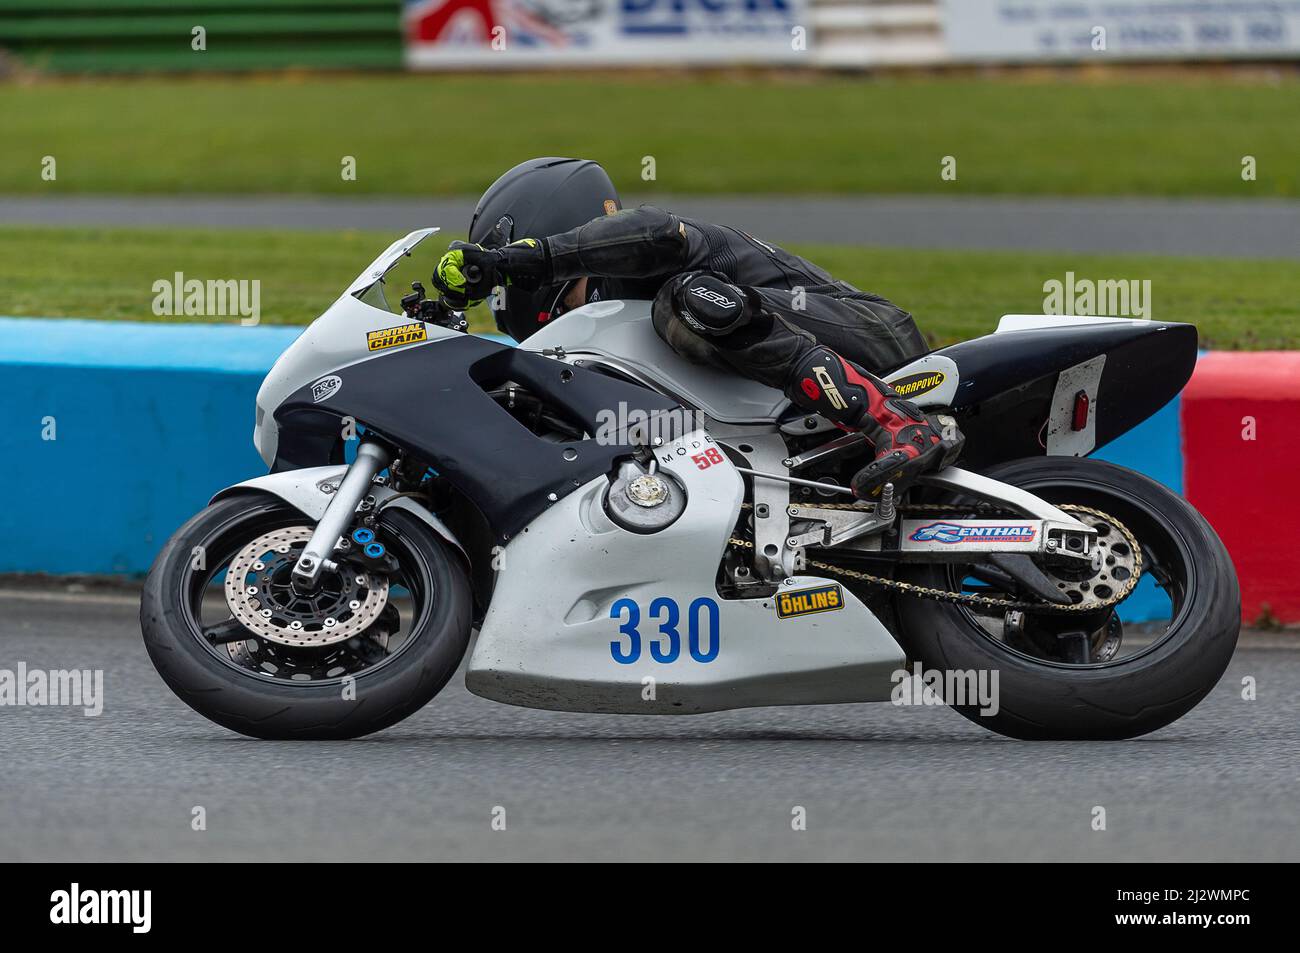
<box><xmin>895</xmin><ymin>458</ymin><xmax>1240</xmax><ymax>740</ymax></box>
<box><xmin>141</xmin><ymin>494</ymin><xmax>473</xmax><ymax>740</ymax></box>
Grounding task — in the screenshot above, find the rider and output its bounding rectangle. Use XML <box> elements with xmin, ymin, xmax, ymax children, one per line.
<box><xmin>431</xmin><ymin>157</ymin><xmax>963</xmax><ymax>499</ymax></box>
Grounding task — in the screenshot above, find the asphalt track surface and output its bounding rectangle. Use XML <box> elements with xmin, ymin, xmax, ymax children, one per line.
<box><xmin>3</xmin><ymin>195</ymin><xmax>1298</xmax><ymax>258</ymax></box>
<box><xmin>1</xmin><ymin>585</ymin><xmax>1297</xmax><ymax>862</ymax></box>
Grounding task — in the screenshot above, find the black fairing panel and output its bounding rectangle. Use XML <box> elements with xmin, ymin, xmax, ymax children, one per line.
<box><xmin>271</xmin><ymin>335</ymin><xmax>682</xmax><ymax>541</ymax></box>
<box><xmin>931</xmin><ymin>322</ymin><xmax>1197</xmax><ymax>469</ymax></box>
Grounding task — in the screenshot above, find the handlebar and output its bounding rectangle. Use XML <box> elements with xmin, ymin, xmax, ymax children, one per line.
<box><xmin>400</xmin><ymin>281</ymin><xmax>468</xmax><ymax>333</ymax></box>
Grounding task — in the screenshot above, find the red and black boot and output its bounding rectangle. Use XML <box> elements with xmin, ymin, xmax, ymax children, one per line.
<box><xmin>787</xmin><ymin>346</ymin><xmax>964</xmax><ymax>499</ymax></box>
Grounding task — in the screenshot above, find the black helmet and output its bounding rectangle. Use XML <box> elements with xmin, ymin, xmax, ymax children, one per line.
<box><xmin>469</xmin><ymin>157</ymin><xmax>621</xmax><ymax>341</ymax></box>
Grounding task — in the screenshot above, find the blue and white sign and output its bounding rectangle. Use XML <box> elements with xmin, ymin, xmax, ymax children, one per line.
<box><xmin>942</xmin><ymin>0</ymin><xmax>1300</xmax><ymax>61</ymax></box>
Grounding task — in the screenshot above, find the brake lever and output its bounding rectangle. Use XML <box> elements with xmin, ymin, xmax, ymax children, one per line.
<box><xmin>399</xmin><ymin>281</ymin><xmax>427</xmax><ymax>319</ymax></box>
<box><xmin>426</xmin><ymin>296</ymin><xmax>468</xmax><ymax>333</ymax></box>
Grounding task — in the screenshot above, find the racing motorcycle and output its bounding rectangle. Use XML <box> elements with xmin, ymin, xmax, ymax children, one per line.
<box><xmin>141</xmin><ymin>229</ymin><xmax>1240</xmax><ymax>740</ymax></box>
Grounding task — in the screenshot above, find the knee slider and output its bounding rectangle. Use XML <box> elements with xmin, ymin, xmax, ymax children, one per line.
<box><xmin>669</xmin><ymin>273</ymin><xmax>754</xmax><ymax>338</ymax></box>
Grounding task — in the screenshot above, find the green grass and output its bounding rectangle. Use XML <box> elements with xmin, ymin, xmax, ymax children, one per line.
<box><xmin>1</xmin><ymin>74</ymin><xmax>1297</xmax><ymax>196</ymax></box>
<box><xmin>3</xmin><ymin>224</ymin><xmax>1296</xmax><ymax>349</ymax></box>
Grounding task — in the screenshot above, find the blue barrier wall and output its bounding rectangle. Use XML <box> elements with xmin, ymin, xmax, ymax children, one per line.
<box><xmin>0</xmin><ymin>318</ymin><xmax>298</xmax><ymax>573</ymax></box>
<box><xmin>1</xmin><ymin>316</ymin><xmax>1186</xmax><ymax>625</ymax></box>
<box><xmin>1094</xmin><ymin>395</ymin><xmax>1183</xmax><ymax>494</ymax></box>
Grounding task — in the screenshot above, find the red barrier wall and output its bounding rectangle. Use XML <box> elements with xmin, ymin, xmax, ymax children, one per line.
<box><xmin>1182</xmin><ymin>352</ymin><xmax>1300</xmax><ymax>624</ymax></box>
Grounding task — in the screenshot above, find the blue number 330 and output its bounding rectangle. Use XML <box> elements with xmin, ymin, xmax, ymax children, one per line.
<box><xmin>609</xmin><ymin>597</ymin><xmax>720</xmax><ymax>665</ymax></box>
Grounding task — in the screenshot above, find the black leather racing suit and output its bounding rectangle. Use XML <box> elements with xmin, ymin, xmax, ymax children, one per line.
<box><xmin>533</xmin><ymin>206</ymin><xmax>929</xmax><ymax>388</ymax></box>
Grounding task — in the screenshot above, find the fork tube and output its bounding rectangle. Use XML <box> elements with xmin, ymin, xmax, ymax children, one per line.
<box><xmin>291</xmin><ymin>441</ymin><xmax>390</xmax><ymax>588</ymax></box>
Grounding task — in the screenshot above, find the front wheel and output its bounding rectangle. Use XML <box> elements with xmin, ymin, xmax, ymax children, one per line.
<box><xmin>894</xmin><ymin>457</ymin><xmax>1240</xmax><ymax>740</ymax></box>
<box><xmin>141</xmin><ymin>494</ymin><xmax>473</xmax><ymax>739</ymax></box>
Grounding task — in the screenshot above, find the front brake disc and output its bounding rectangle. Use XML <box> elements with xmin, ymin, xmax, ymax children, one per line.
<box><xmin>223</xmin><ymin>526</ymin><xmax>389</xmax><ymax>647</ymax></box>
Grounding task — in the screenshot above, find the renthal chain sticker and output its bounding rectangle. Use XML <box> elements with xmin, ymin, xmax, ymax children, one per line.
<box><xmin>366</xmin><ymin>322</ymin><xmax>427</xmax><ymax>352</ymax></box>
<box><xmin>889</xmin><ymin>370</ymin><xmax>947</xmax><ymax>397</ymax></box>
<box><xmin>776</xmin><ymin>583</ymin><xmax>844</xmax><ymax>619</ymax></box>
<box><xmin>910</xmin><ymin>522</ymin><xmax>1037</xmax><ymax>544</ymax></box>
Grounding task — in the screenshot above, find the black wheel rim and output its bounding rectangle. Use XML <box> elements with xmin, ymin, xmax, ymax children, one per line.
<box><xmin>943</xmin><ymin>474</ymin><xmax>1196</xmax><ymax>670</ymax></box>
<box><xmin>180</xmin><ymin>502</ymin><xmax>437</xmax><ymax>686</ymax></box>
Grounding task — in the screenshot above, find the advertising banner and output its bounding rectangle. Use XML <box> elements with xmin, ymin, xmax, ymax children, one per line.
<box><xmin>942</xmin><ymin>1</ymin><xmax>1300</xmax><ymax>61</ymax></box>
<box><xmin>404</xmin><ymin>0</ymin><xmax>807</xmax><ymax>67</ymax></box>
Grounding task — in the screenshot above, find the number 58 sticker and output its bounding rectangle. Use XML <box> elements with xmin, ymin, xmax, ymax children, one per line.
<box><xmin>692</xmin><ymin>447</ymin><xmax>725</xmax><ymax>471</ymax></box>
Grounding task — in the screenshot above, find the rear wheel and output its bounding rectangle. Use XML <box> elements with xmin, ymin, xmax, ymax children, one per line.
<box><xmin>894</xmin><ymin>458</ymin><xmax>1240</xmax><ymax>740</ymax></box>
<box><xmin>141</xmin><ymin>494</ymin><xmax>473</xmax><ymax>739</ymax></box>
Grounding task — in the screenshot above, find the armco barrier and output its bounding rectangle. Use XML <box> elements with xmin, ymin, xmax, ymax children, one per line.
<box><xmin>2</xmin><ymin>317</ymin><xmax>1284</xmax><ymax>625</ymax></box>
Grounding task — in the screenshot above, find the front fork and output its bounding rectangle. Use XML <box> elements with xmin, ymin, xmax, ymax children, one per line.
<box><xmin>291</xmin><ymin>441</ymin><xmax>390</xmax><ymax>588</ymax></box>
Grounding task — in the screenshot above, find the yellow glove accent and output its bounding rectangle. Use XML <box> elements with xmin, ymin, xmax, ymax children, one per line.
<box><xmin>436</xmin><ymin>248</ymin><xmax>469</xmax><ymax>292</ymax></box>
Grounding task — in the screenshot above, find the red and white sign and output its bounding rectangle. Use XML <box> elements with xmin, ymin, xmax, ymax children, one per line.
<box><xmin>404</xmin><ymin>0</ymin><xmax>807</xmax><ymax>67</ymax></box>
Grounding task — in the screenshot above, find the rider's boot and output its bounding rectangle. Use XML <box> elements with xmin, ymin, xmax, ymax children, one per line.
<box><xmin>786</xmin><ymin>346</ymin><xmax>964</xmax><ymax>500</ymax></box>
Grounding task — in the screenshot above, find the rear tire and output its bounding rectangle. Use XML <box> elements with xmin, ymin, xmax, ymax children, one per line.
<box><xmin>895</xmin><ymin>458</ymin><xmax>1240</xmax><ymax>740</ymax></box>
<box><xmin>141</xmin><ymin>494</ymin><xmax>473</xmax><ymax>740</ymax></box>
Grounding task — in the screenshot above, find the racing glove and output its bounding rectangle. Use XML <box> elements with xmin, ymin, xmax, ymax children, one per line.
<box><xmin>432</xmin><ymin>239</ymin><xmax>549</xmax><ymax>307</ymax></box>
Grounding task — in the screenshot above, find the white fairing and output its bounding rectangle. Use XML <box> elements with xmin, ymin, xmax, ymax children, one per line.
<box><xmin>524</xmin><ymin>301</ymin><xmax>794</xmax><ymax>423</ymax></box>
<box><xmin>467</xmin><ymin>429</ymin><xmax>906</xmax><ymax>714</ymax></box>
<box><xmin>210</xmin><ymin>465</ymin><xmax>467</xmax><ymax>561</ymax></box>
<box><xmin>997</xmin><ymin>313</ymin><xmax>1150</xmax><ymax>332</ymax></box>
<box><xmin>239</xmin><ymin>231</ymin><xmax>911</xmax><ymax>717</ymax></box>
<box><xmin>527</xmin><ymin>299</ymin><xmax>965</xmax><ymax>416</ymax></box>
<box><xmin>253</xmin><ymin>229</ymin><xmax>457</xmax><ymax>467</ymax></box>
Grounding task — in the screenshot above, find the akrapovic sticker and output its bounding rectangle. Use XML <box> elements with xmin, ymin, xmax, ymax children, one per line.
<box><xmin>890</xmin><ymin>371</ymin><xmax>947</xmax><ymax>398</ymax></box>
<box><xmin>366</xmin><ymin>322</ymin><xmax>427</xmax><ymax>352</ymax></box>
<box><xmin>776</xmin><ymin>583</ymin><xmax>844</xmax><ymax>619</ymax></box>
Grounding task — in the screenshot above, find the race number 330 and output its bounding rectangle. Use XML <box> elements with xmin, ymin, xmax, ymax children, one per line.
<box><xmin>609</xmin><ymin>597</ymin><xmax>720</xmax><ymax>664</ymax></box>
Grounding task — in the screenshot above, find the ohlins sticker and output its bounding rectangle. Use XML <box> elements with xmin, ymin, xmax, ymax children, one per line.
<box><xmin>311</xmin><ymin>375</ymin><xmax>342</xmax><ymax>403</ymax></box>
<box><xmin>366</xmin><ymin>322</ymin><xmax>427</xmax><ymax>352</ymax></box>
<box><xmin>890</xmin><ymin>371</ymin><xmax>947</xmax><ymax>397</ymax></box>
<box><xmin>910</xmin><ymin>522</ymin><xmax>1037</xmax><ymax>544</ymax></box>
<box><xmin>812</xmin><ymin>366</ymin><xmax>847</xmax><ymax>410</ymax></box>
<box><xmin>776</xmin><ymin>583</ymin><xmax>844</xmax><ymax>619</ymax></box>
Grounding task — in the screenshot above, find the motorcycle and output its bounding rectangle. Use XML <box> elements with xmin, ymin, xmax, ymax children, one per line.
<box><xmin>141</xmin><ymin>228</ymin><xmax>1240</xmax><ymax>740</ymax></box>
